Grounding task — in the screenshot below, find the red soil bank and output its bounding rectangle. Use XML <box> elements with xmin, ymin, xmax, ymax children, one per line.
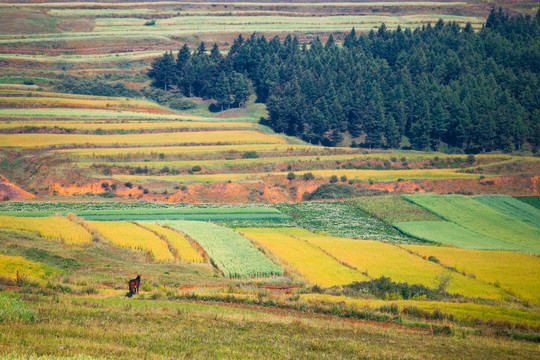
<box><xmin>0</xmin><ymin>176</ymin><xmax>34</xmax><ymax>200</ymax></box>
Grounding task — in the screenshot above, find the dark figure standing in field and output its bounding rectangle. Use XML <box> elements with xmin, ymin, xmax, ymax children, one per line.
<box><xmin>128</xmin><ymin>274</ymin><xmax>141</xmax><ymax>295</ymax></box>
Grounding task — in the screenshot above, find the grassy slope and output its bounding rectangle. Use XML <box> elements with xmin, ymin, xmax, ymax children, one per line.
<box><xmin>403</xmin><ymin>194</ymin><xmax>540</xmax><ymax>254</ymax></box>
<box><xmin>473</xmin><ymin>195</ymin><xmax>540</xmax><ymax>229</ymax></box>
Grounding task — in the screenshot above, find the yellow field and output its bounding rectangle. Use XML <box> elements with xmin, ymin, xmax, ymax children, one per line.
<box><xmin>0</xmin><ymin>95</ymin><xmax>163</xmax><ymax>110</ymax></box>
<box><xmin>0</xmin><ymin>216</ymin><xmax>91</xmax><ymax>244</ymax></box>
<box><xmin>286</xmin><ymin>169</ymin><xmax>486</xmax><ymax>181</ymax></box>
<box><xmin>0</xmin><ymin>121</ymin><xmax>254</xmax><ymax>130</ymax></box>
<box><xmin>404</xmin><ymin>245</ymin><xmax>540</xmax><ymax>304</ymax></box>
<box><xmin>239</xmin><ymin>228</ymin><xmax>367</xmax><ymax>287</ymax></box>
<box><xmin>111</xmin><ymin>168</ymin><xmax>486</xmax><ymax>184</ymax></box>
<box><xmin>89</xmin><ymin>221</ymin><xmax>174</xmax><ymax>262</ymax></box>
<box><xmin>79</xmin><ymin>154</ymin><xmax>386</xmax><ymax>169</ymax></box>
<box><xmin>0</xmin><ymin>254</ymin><xmax>59</xmax><ymax>281</ymax></box>
<box><xmin>141</xmin><ymin>223</ymin><xmax>203</xmax><ymax>263</ymax></box>
<box><xmin>55</xmin><ymin>144</ymin><xmax>325</xmax><ymax>157</ymax></box>
<box><xmin>302</xmin><ymin>294</ymin><xmax>540</xmax><ymax>328</ymax></box>
<box><xmin>276</xmin><ymin>228</ymin><xmax>504</xmax><ymax>299</ymax></box>
<box><xmin>0</xmin><ymin>131</ymin><xmax>287</xmax><ymax>148</ymax></box>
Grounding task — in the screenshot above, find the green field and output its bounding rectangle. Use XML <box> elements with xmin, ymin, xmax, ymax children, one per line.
<box><xmin>403</xmin><ymin>194</ymin><xmax>540</xmax><ymax>254</ymax></box>
<box><xmin>473</xmin><ymin>195</ymin><xmax>540</xmax><ymax>229</ymax></box>
<box><xmin>160</xmin><ymin>220</ymin><xmax>283</xmax><ymax>278</ymax></box>
<box><xmin>350</xmin><ymin>194</ymin><xmax>442</xmax><ymax>226</ymax></box>
<box><xmin>276</xmin><ymin>201</ymin><xmax>413</xmax><ymax>243</ymax></box>
<box><xmin>394</xmin><ymin>221</ymin><xmax>529</xmax><ymax>251</ymax></box>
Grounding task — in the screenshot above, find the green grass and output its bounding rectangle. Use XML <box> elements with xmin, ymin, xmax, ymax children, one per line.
<box><xmin>403</xmin><ymin>194</ymin><xmax>540</xmax><ymax>254</ymax></box>
<box><xmin>394</xmin><ymin>221</ymin><xmax>529</xmax><ymax>251</ymax></box>
<box><xmin>473</xmin><ymin>195</ymin><xmax>540</xmax><ymax>229</ymax></box>
<box><xmin>514</xmin><ymin>196</ymin><xmax>540</xmax><ymax>210</ymax></box>
<box><xmin>276</xmin><ymin>201</ymin><xmax>413</xmax><ymax>243</ymax></box>
<box><xmin>0</xmin><ymin>294</ymin><xmax>35</xmax><ymax>322</ymax></box>
<box><xmin>350</xmin><ymin>194</ymin><xmax>442</xmax><ymax>226</ymax></box>
<box><xmin>160</xmin><ymin>220</ymin><xmax>283</xmax><ymax>278</ymax></box>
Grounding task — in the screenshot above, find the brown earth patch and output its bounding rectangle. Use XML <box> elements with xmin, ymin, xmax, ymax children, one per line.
<box><xmin>0</xmin><ymin>176</ymin><xmax>35</xmax><ymax>201</ymax></box>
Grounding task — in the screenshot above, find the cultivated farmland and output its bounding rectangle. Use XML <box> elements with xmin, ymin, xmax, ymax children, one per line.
<box><xmin>0</xmin><ymin>254</ymin><xmax>58</xmax><ymax>281</ymax></box>
<box><xmin>473</xmin><ymin>195</ymin><xmax>540</xmax><ymax>229</ymax></box>
<box><xmin>88</xmin><ymin>221</ymin><xmax>174</xmax><ymax>262</ymax></box>
<box><xmin>161</xmin><ymin>220</ymin><xmax>283</xmax><ymax>278</ymax></box>
<box><xmin>140</xmin><ymin>224</ymin><xmax>204</xmax><ymax>263</ymax></box>
<box><xmin>0</xmin><ymin>215</ymin><xmax>91</xmax><ymax>244</ymax></box>
<box><xmin>403</xmin><ymin>194</ymin><xmax>540</xmax><ymax>254</ymax></box>
<box><xmin>403</xmin><ymin>245</ymin><xmax>540</xmax><ymax>304</ymax></box>
<box><xmin>277</xmin><ymin>228</ymin><xmax>504</xmax><ymax>299</ymax></box>
<box><xmin>239</xmin><ymin>227</ymin><xmax>367</xmax><ymax>287</ymax></box>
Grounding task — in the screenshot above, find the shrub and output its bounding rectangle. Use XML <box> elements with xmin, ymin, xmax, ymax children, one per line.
<box><xmin>329</xmin><ymin>175</ymin><xmax>338</xmax><ymax>183</ymax></box>
<box><xmin>340</xmin><ymin>175</ymin><xmax>348</xmax><ymax>182</ymax></box>
<box><xmin>191</xmin><ymin>165</ymin><xmax>202</xmax><ymax>172</ymax></box>
<box><xmin>241</xmin><ymin>151</ymin><xmax>259</xmax><ymax>159</ymax></box>
<box><xmin>302</xmin><ymin>172</ymin><xmax>315</xmax><ymax>181</ymax></box>
<box><xmin>287</xmin><ymin>172</ymin><xmax>296</xmax><ymax>181</ymax></box>
<box><xmin>144</xmin><ymin>19</ymin><xmax>156</xmax><ymax>26</ymax></box>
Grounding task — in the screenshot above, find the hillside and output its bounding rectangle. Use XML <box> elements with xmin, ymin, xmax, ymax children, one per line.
<box><xmin>1</xmin><ymin>2</ymin><xmax>539</xmax><ymax>359</ymax></box>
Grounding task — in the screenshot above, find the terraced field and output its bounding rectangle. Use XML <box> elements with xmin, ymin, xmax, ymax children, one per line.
<box><xmin>473</xmin><ymin>195</ymin><xmax>540</xmax><ymax>229</ymax></box>
<box><xmin>402</xmin><ymin>194</ymin><xmax>540</xmax><ymax>254</ymax></box>
<box><xmin>88</xmin><ymin>221</ymin><xmax>174</xmax><ymax>262</ymax></box>
<box><xmin>239</xmin><ymin>227</ymin><xmax>367</xmax><ymax>287</ymax></box>
<box><xmin>0</xmin><ymin>254</ymin><xmax>59</xmax><ymax>281</ymax></box>
<box><xmin>161</xmin><ymin>221</ymin><xmax>283</xmax><ymax>278</ymax></box>
<box><xmin>140</xmin><ymin>224</ymin><xmax>204</xmax><ymax>263</ymax></box>
<box><xmin>403</xmin><ymin>245</ymin><xmax>540</xmax><ymax>304</ymax></box>
<box><xmin>273</xmin><ymin>228</ymin><xmax>504</xmax><ymax>299</ymax></box>
<box><xmin>393</xmin><ymin>221</ymin><xmax>525</xmax><ymax>251</ymax></box>
<box><xmin>0</xmin><ymin>215</ymin><xmax>91</xmax><ymax>244</ymax></box>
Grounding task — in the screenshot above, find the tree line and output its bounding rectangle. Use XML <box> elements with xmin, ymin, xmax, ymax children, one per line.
<box><xmin>148</xmin><ymin>8</ymin><xmax>540</xmax><ymax>152</ymax></box>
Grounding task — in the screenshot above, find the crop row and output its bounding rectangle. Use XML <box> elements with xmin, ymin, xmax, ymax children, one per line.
<box><xmin>141</xmin><ymin>224</ymin><xmax>203</xmax><ymax>263</ymax></box>
<box><xmin>161</xmin><ymin>221</ymin><xmax>283</xmax><ymax>278</ymax></box>
<box><xmin>0</xmin><ymin>121</ymin><xmax>253</xmax><ymax>131</ymax></box>
<box><xmin>88</xmin><ymin>221</ymin><xmax>174</xmax><ymax>262</ymax></box>
<box><xmin>0</xmin><ymin>130</ymin><xmax>287</xmax><ymax>148</ymax></box>
<box><xmin>403</xmin><ymin>245</ymin><xmax>540</xmax><ymax>304</ymax></box>
<box><xmin>0</xmin><ymin>216</ymin><xmax>91</xmax><ymax>244</ymax></box>
<box><xmin>272</xmin><ymin>228</ymin><xmax>503</xmax><ymax>299</ymax></box>
<box><xmin>239</xmin><ymin>228</ymin><xmax>367</xmax><ymax>287</ymax></box>
<box><xmin>0</xmin><ymin>96</ymin><xmax>162</xmax><ymax>110</ymax></box>
<box><xmin>402</xmin><ymin>194</ymin><xmax>540</xmax><ymax>254</ymax></box>
<box><xmin>393</xmin><ymin>221</ymin><xmax>525</xmax><ymax>251</ymax></box>
<box><xmin>473</xmin><ymin>195</ymin><xmax>540</xmax><ymax>229</ymax></box>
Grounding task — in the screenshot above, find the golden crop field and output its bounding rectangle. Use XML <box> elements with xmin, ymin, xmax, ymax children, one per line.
<box><xmin>0</xmin><ymin>121</ymin><xmax>254</xmax><ymax>131</ymax></box>
<box><xmin>239</xmin><ymin>228</ymin><xmax>367</xmax><ymax>287</ymax></box>
<box><xmin>0</xmin><ymin>254</ymin><xmax>59</xmax><ymax>281</ymax></box>
<box><xmin>278</xmin><ymin>228</ymin><xmax>504</xmax><ymax>299</ymax></box>
<box><xmin>0</xmin><ymin>131</ymin><xmax>287</xmax><ymax>148</ymax></box>
<box><xmin>141</xmin><ymin>223</ymin><xmax>203</xmax><ymax>263</ymax></box>
<box><xmin>285</xmin><ymin>169</ymin><xmax>486</xmax><ymax>181</ymax></box>
<box><xmin>89</xmin><ymin>221</ymin><xmax>174</xmax><ymax>262</ymax></box>
<box><xmin>0</xmin><ymin>215</ymin><xmax>91</xmax><ymax>244</ymax></box>
<box><xmin>301</xmin><ymin>294</ymin><xmax>540</xmax><ymax>328</ymax></box>
<box><xmin>404</xmin><ymin>245</ymin><xmax>540</xmax><ymax>304</ymax></box>
<box><xmin>79</xmin><ymin>154</ymin><xmax>386</xmax><ymax>169</ymax></box>
<box><xmin>55</xmin><ymin>144</ymin><xmax>324</xmax><ymax>157</ymax></box>
<box><xmin>0</xmin><ymin>95</ymin><xmax>163</xmax><ymax>110</ymax></box>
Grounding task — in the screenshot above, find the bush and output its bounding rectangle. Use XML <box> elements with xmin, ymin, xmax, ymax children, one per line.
<box><xmin>302</xmin><ymin>172</ymin><xmax>315</xmax><ymax>181</ymax></box>
<box><xmin>287</xmin><ymin>172</ymin><xmax>296</xmax><ymax>181</ymax></box>
<box><xmin>340</xmin><ymin>175</ymin><xmax>348</xmax><ymax>182</ymax></box>
<box><xmin>191</xmin><ymin>165</ymin><xmax>202</xmax><ymax>172</ymax></box>
<box><xmin>54</xmin><ymin>75</ymin><xmax>139</xmax><ymax>98</ymax></box>
<box><xmin>427</xmin><ymin>255</ymin><xmax>440</xmax><ymax>263</ymax></box>
<box><xmin>241</xmin><ymin>151</ymin><xmax>259</xmax><ymax>159</ymax></box>
<box><xmin>144</xmin><ymin>19</ymin><xmax>156</xmax><ymax>26</ymax></box>
<box><xmin>168</xmin><ymin>97</ymin><xmax>197</xmax><ymax>110</ymax></box>
<box><xmin>329</xmin><ymin>175</ymin><xmax>338</xmax><ymax>183</ymax></box>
